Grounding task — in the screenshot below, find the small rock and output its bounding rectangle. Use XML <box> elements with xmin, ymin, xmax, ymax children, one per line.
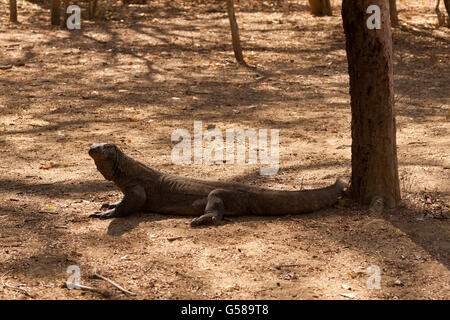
<box><xmin>394</xmin><ymin>279</ymin><xmax>403</xmax><ymax>286</ymax></box>
<box><xmin>341</xmin><ymin>284</ymin><xmax>351</xmax><ymax>290</ymax></box>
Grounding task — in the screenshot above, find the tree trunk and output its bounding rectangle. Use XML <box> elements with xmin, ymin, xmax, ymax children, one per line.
<box><xmin>435</xmin><ymin>0</ymin><xmax>450</xmax><ymax>26</ymax></box>
<box><xmin>308</xmin><ymin>0</ymin><xmax>332</xmax><ymax>16</ymax></box>
<box><xmin>9</xmin><ymin>0</ymin><xmax>18</xmax><ymax>23</ymax></box>
<box><xmin>61</xmin><ymin>0</ymin><xmax>69</xmax><ymax>28</ymax></box>
<box><xmin>225</xmin><ymin>0</ymin><xmax>245</xmax><ymax>65</ymax></box>
<box><xmin>389</xmin><ymin>0</ymin><xmax>399</xmax><ymax>27</ymax></box>
<box><xmin>444</xmin><ymin>0</ymin><xmax>450</xmax><ymax>20</ymax></box>
<box><xmin>51</xmin><ymin>0</ymin><xmax>61</xmax><ymax>26</ymax></box>
<box><xmin>342</xmin><ymin>0</ymin><xmax>401</xmax><ymax>209</ymax></box>
<box><xmin>89</xmin><ymin>0</ymin><xmax>98</xmax><ymax>20</ymax></box>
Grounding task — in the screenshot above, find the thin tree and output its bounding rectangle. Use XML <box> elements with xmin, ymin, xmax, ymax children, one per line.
<box><xmin>342</xmin><ymin>0</ymin><xmax>401</xmax><ymax>210</ymax></box>
<box><xmin>435</xmin><ymin>0</ymin><xmax>450</xmax><ymax>26</ymax></box>
<box><xmin>389</xmin><ymin>0</ymin><xmax>399</xmax><ymax>27</ymax></box>
<box><xmin>308</xmin><ymin>0</ymin><xmax>332</xmax><ymax>16</ymax></box>
<box><xmin>225</xmin><ymin>0</ymin><xmax>245</xmax><ymax>65</ymax></box>
<box><xmin>89</xmin><ymin>0</ymin><xmax>98</xmax><ymax>20</ymax></box>
<box><xmin>9</xmin><ymin>0</ymin><xmax>18</xmax><ymax>23</ymax></box>
<box><xmin>51</xmin><ymin>0</ymin><xmax>60</xmax><ymax>26</ymax></box>
<box><xmin>61</xmin><ymin>0</ymin><xmax>69</xmax><ymax>28</ymax></box>
<box><xmin>445</xmin><ymin>0</ymin><xmax>450</xmax><ymax>18</ymax></box>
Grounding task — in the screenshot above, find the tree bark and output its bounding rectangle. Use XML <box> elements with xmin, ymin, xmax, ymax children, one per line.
<box><xmin>51</xmin><ymin>0</ymin><xmax>61</xmax><ymax>26</ymax></box>
<box><xmin>62</xmin><ymin>0</ymin><xmax>69</xmax><ymax>28</ymax></box>
<box><xmin>444</xmin><ymin>0</ymin><xmax>450</xmax><ymax>20</ymax></box>
<box><xmin>9</xmin><ymin>0</ymin><xmax>18</xmax><ymax>23</ymax></box>
<box><xmin>435</xmin><ymin>0</ymin><xmax>449</xmax><ymax>26</ymax></box>
<box><xmin>342</xmin><ymin>0</ymin><xmax>401</xmax><ymax>209</ymax></box>
<box><xmin>389</xmin><ymin>0</ymin><xmax>399</xmax><ymax>27</ymax></box>
<box><xmin>308</xmin><ymin>0</ymin><xmax>332</xmax><ymax>16</ymax></box>
<box><xmin>225</xmin><ymin>0</ymin><xmax>245</xmax><ymax>65</ymax></box>
<box><xmin>89</xmin><ymin>0</ymin><xmax>98</xmax><ymax>20</ymax></box>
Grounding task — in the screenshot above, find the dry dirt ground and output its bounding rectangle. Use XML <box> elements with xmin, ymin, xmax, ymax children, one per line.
<box><xmin>0</xmin><ymin>0</ymin><xmax>449</xmax><ymax>300</ymax></box>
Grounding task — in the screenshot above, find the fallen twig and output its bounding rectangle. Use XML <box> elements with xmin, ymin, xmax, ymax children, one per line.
<box><xmin>1</xmin><ymin>270</ymin><xmax>33</xmax><ymax>297</ymax></box>
<box><xmin>92</xmin><ymin>272</ymin><xmax>137</xmax><ymax>296</ymax></box>
<box><xmin>274</xmin><ymin>264</ymin><xmax>304</xmax><ymax>270</ymax></box>
<box><xmin>65</xmin><ymin>282</ymin><xmax>111</xmax><ymax>297</ymax></box>
<box><xmin>167</xmin><ymin>236</ymin><xmax>193</xmax><ymax>242</ymax></box>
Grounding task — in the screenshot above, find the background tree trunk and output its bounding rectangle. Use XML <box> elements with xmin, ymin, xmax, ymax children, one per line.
<box><xmin>9</xmin><ymin>0</ymin><xmax>18</xmax><ymax>23</ymax></box>
<box><xmin>51</xmin><ymin>0</ymin><xmax>60</xmax><ymax>26</ymax></box>
<box><xmin>435</xmin><ymin>0</ymin><xmax>449</xmax><ymax>26</ymax></box>
<box><xmin>61</xmin><ymin>0</ymin><xmax>69</xmax><ymax>28</ymax></box>
<box><xmin>225</xmin><ymin>0</ymin><xmax>245</xmax><ymax>65</ymax></box>
<box><xmin>444</xmin><ymin>0</ymin><xmax>450</xmax><ymax>23</ymax></box>
<box><xmin>389</xmin><ymin>0</ymin><xmax>399</xmax><ymax>27</ymax></box>
<box><xmin>342</xmin><ymin>0</ymin><xmax>401</xmax><ymax>209</ymax></box>
<box><xmin>89</xmin><ymin>0</ymin><xmax>98</xmax><ymax>20</ymax></box>
<box><xmin>308</xmin><ymin>0</ymin><xmax>332</xmax><ymax>16</ymax></box>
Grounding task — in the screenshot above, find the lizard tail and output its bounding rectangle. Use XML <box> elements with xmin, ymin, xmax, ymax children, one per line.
<box><xmin>334</xmin><ymin>177</ymin><xmax>348</xmax><ymax>194</ymax></box>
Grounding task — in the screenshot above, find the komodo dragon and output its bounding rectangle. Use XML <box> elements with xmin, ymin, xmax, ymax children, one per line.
<box><xmin>88</xmin><ymin>143</ymin><xmax>346</xmax><ymax>227</ymax></box>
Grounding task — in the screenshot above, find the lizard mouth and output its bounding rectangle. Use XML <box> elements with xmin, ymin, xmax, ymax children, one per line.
<box><xmin>89</xmin><ymin>143</ymin><xmax>111</xmax><ymax>159</ymax></box>
<box><xmin>88</xmin><ymin>144</ymin><xmax>100</xmax><ymax>157</ymax></box>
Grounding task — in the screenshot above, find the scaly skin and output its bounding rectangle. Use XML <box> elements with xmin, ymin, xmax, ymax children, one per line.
<box><xmin>88</xmin><ymin>143</ymin><xmax>346</xmax><ymax>226</ymax></box>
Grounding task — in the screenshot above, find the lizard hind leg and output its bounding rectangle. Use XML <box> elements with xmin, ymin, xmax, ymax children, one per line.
<box><xmin>190</xmin><ymin>189</ymin><xmax>227</xmax><ymax>227</ymax></box>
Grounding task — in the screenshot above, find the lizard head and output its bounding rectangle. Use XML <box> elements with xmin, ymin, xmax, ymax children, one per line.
<box><xmin>89</xmin><ymin>143</ymin><xmax>120</xmax><ymax>181</ymax></box>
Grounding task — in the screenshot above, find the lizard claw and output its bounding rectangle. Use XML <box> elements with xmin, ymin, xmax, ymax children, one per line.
<box><xmin>189</xmin><ymin>217</ymin><xmax>201</xmax><ymax>227</ymax></box>
<box><xmin>190</xmin><ymin>214</ymin><xmax>220</xmax><ymax>227</ymax></box>
<box><xmin>100</xmin><ymin>202</ymin><xmax>118</xmax><ymax>210</ymax></box>
<box><xmin>89</xmin><ymin>209</ymin><xmax>117</xmax><ymax>219</ymax></box>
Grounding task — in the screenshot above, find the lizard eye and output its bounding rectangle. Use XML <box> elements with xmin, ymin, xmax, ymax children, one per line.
<box><xmin>104</xmin><ymin>144</ymin><xmax>116</xmax><ymax>155</ymax></box>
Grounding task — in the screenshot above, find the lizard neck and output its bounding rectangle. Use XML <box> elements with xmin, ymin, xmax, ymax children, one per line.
<box><xmin>112</xmin><ymin>150</ymin><xmax>161</xmax><ymax>191</ymax></box>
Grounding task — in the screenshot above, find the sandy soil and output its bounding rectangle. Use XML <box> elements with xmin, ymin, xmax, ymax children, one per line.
<box><xmin>0</xmin><ymin>0</ymin><xmax>448</xmax><ymax>299</ymax></box>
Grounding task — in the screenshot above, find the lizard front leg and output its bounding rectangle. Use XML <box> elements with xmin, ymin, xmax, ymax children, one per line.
<box><xmin>90</xmin><ymin>185</ymin><xmax>146</xmax><ymax>219</ymax></box>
